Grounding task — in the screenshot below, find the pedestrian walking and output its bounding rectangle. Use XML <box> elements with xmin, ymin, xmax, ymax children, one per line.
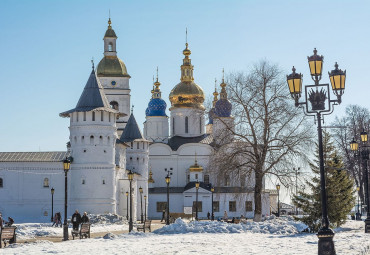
<box><xmin>81</xmin><ymin>212</ymin><xmax>89</xmax><ymax>223</ymax></box>
<box><xmin>161</xmin><ymin>209</ymin><xmax>165</xmax><ymax>222</ymax></box>
<box><xmin>223</xmin><ymin>211</ymin><xmax>228</xmax><ymax>221</ymax></box>
<box><xmin>71</xmin><ymin>210</ymin><xmax>82</xmax><ymax>231</ymax></box>
<box><xmin>207</xmin><ymin>212</ymin><xmax>210</xmax><ymax>220</ymax></box>
<box><xmin>52</xmin><ymin>213</ymin><xmax>58</xmax><ymax>227</ymax></box>
<box><xmin>57</xmin><ymin>212</ymin><xmax>62</xmax><ymax>227</ymax></box>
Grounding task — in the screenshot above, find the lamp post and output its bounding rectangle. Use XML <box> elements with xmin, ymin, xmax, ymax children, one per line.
<box><xmin>350</xmin><ymin>130</ymin><xmax>370</xmax><ymax>232</ymax></box>
<box><xmin>125</xmin><ymin>191</ymin><xmax>129</xmax><ymax>220</ymax></box>
<box><xmin>357</xmin><ymin>186</ymin><xmax>361</xmax><ymax>220</ymax></box>
<box><xmin>139</xmin><ymin>187</ymin><xmax>144</xmax><ymax>223</ymax></box>
<box><xmin>144</xmin><ymin>195</ymin><xmax>147</xmax><ymax>221</ymax></box>
<box><xmin>165</xmin><ymin>174</ymin><xmax>171</xmax><ymax>225</ymax></box>
<box><xmin>211</xmin><ymin>187</ymin><xmax>215</xmax><ymax>221</ymax></box>
<box><xmin>62</xmin><ymin>158</ymin><xmax>71</xmax><ymax>241</ymax></box>
<box><xmin>276</xmin><ymin>184</ymin><xmax>280</xmax><ymax>217</ymax></box>
<box><xmin>128</xmin><ymin>170</ymin><xmax>134</xmax><ymax>232</ymax></box>
<box><xmin>51</xmin><ymin>187</ymin><xmax>55</xmax><ymax>222</ymax></box>
<box><xmin>294</xmin><ymin>167</ymin><xmax>300</xmax><ymax>215</ymax></box>
<box><xmin>195</xmin><ymin>181</ymin><xmax>200</xmax><ymax>221</ymax></box>
<box><xmin>287</xmin><ymin>48</ymin><xmax>346</xmax><ymax>255</ymax></box>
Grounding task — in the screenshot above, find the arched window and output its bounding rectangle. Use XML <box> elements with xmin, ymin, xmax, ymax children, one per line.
<box><xmin>43</xmin><ymin>178</ymin><xmax>49</xmax><ymax>188</ymax></box>
<box><xmin>172</xmin><ymin>117</ymin><xmax>175</xmax><ymax>135</ymax></box>
<box><xmin>0</xmin><ymin>178</ymin><xmax>3</xmax><ymax>188</ymax></box>
<box><xmin>185</xmin><ymin>117</ymin><xmax>189</xmax><ymax>133</ymax></box>
<box><xmin>107</xmin><ymin>136</ymin><xmax>111</xmax><ymax>145</ymax></box>
<box><xmin>99</xmin><ymin>136</ymin><xmax>103</xmax><ymax>144</ymax></box>
<box><xmin>82</xmin><ymin>179</ymin><xmax>85</xmax><ymax>185</ymax></box>
<box><xmin>108</xmin><ymin>43</ymin><xmax>113</xmax><ymax>52</ymax></box>
<box><xmin>110</xmin><ymin>101</ymin><xmax>119</xmax><ymax>110</ymax></box>
<box><xmin>92</xmin><ymin>112</ymin><xmax>95</xmax><ymax>121</ymax></box>
<box><xmin>90</xmin><ymin>135</ymin><xmax>94</xmax><ymax>145</ymax></box>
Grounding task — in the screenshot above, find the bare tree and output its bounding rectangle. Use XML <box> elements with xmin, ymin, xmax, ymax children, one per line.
<box><xmin>210</xmin><ymin>61</ymin><xmax>314</xmax><ymax>222</ymax></box>
<box><xmin>331</xmin><ymin>104</ymin><xmax>370</xmax><ymax>205</ymax></box>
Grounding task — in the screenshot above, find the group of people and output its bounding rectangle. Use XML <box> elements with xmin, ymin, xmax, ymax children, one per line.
<box><xmin>71</xmin><ymin>210</ymin><xmax>89</xmax><ymax>231</ymax></box>
<box><xmin>0</xmin><ymin>213</ymin><xmax>14</xmax><ymax>228</ymax></box>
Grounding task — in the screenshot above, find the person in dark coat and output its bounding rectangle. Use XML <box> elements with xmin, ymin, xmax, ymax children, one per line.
<box><xmin>161</xmin><ymin>210</ymin><xmax>165</xmax><ymax>222</ymax></box>
<box><xmin>71</xmin><ymin>210</ymin><xmax>82</xmax><ymax>231</ymax></box>
<box><xmin>81</xmin><ymin>212</ymin><xmax>89</xmax><ymax>223</ymax></box>
<box><xmin>6</xmin><ymin>217</ymin><xmax>14</xmax><ymax>227</ymax></box>
<box><xmin>57</xmin><ymin>212</ymin><xmax>62</xmax><ymax>227</ymax></box>
<box><xmin>207</xmin><ymin>212</ymin><xmax>210</xmax><ymax>220</ymax></box>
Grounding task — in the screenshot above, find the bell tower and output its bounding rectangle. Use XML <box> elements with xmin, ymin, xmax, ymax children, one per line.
<box><xmin>97</xmin><ymin>18</ymin><xmax>131</xmax><ymax>136</ymax></box>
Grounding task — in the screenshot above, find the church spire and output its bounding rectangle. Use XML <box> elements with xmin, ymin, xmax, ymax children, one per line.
<box><xmin>219</xmin><ymin>68</ymin><xmax>228</xmax><ymax>100</ymax></box>
<box><xmin>153</xmin><ymin>67</ymin><xmax>162</xmax><ymax>99</ymax></box>
<box><xmin>180</xmin><ymin>29</ymin><xmax>194</xmax><ymax>82</ymax></box>
<box><xmin>213</xmin><ymin>78</ymin><xmax>219</xmax><ymax>107</ymax></box>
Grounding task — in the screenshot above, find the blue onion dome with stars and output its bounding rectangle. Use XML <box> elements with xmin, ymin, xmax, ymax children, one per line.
<box><xmin>146</xmin><ymin>73</ymin><xmax>167</xmax><ymax>117</ymax></box>
<box><xmin>208</xmin><ymin>80</ymin><xmax>219</xmax><ymax>124</ymax></box>
<box><xmin>214</xmin><ymin>73</ymin><xmax>232</xmax><ymax>117</ymax></box>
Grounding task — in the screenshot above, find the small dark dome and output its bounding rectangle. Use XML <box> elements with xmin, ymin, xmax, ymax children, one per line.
<box><xmin>215</xmin><ymin>99</ymin><xmax>232</xmax><ymax>117</ymax></box>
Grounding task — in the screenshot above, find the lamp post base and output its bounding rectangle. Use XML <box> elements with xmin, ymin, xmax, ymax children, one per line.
<box><xmin>317</xmin><ymin>228</ymin><xmax>335</xmax><ymax>255</ymax></box>
<box><xmin>63</xmin><ymin>224</ymin><xmax>69</xmax><ymax>241</ymax></box>
<box><xmin>364</xmin><ymin>218</ymin><xmax>370</xmax><ymax>233</ymax></box>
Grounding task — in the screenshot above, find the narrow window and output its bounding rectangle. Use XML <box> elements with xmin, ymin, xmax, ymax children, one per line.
<box><xmin>102</xmin><ymin>179</ymin><xmax>106</xmax><ymax>185</ymax></box>
<box><xmin>142</xmin><ymin>142</ymin><xmax>144</xmax><ymax>149</ymax></box>
<box><xmin>195</xmin><ymin>173</ymin><xmax>198</xmax><ymax>180</ymax></box>
<box><xmin>82</xmin><ymin>136</ymin><xmax>84</xmax><ymax>143</ymax></box>
<box><xmin>107</xmin><ymin>136</ymin><xmax>110</xmax><ymax>145</ymax></box>
<box><xmin>82</xmin><ymin>179</ymin><xmax>85</xmax><ymax>185</ymax></box>
<box><xmin>204</xmin><ymin>175</ymin><xmax>210</xmax><ymax>184</ymax></box>
<box><xmin>108</xmin><ymin>42</ymin><xmax>113</xmax><ymax>52</ymax></box>
<box><xmin>109</xmin><ymin>113</ymin><xmax>111</xmax><ymax>122</ymax></box>
<box><xmin>83</xmin><ymin>112</ymin><xmax>86</xmax><ymax>121</ymax></box>
<box><xmin>99</xmin><ymin>136</ymin><xmax>103</xmax><ymax>144</ymax></box>
<box><xmin>101</xmin><ymin>112</ymin><xmax>104</xmax><ymax>121</ymax></box>
<box><xmin>74</xmin><ymin>136</ymin><xmax>77</xmax><ymax>144</ymax></box>
<box><xmin>185</xmin><ymin>116</ymin><xmax>189</xmax><ymax>133</ymax></box>
<box><xmin>43</xmin><ymin>178</ymin><xmax>49</xmax><ymax>188</ymax></box>
<box><xmin>0</xmin><ymin>178</ymin><xmax>3</xmax><ymax>188</ymax></box>
<box><xmin>187</xmin><ymin>174</ymin><xmax>190</xmax><ymax>183</ymax></box>
<box><xmin>90</xmin><ymin>135</ymin><xmax>94</xmax><ymax>145</ymax></box>
<box><xmin>131</xmin><ymin>142</ymin><xmax>133</xmax><ymax>149</ymax></box>
<box><xmin>224</xmin><ymin>176</ymin><xmax>229</xmax><ymax>186</ymax></box>
<box><xmin>137</xmin><ymin>142</ymin><xmax>139</xmax><ymax>149</ymax></box>
<box><xmin>245</xmin><ymin>201</ymin><xmax>253</xmax><ymax>212</ymax></box>
<box><xmin>76</xmin><ymin>112</ymin><xmax>79</xmax><ymax>122</ymax></box>
<box><xmin>92</xmin><ymin>112</ymin><xmax>95</xmax><ymax>121</ymax></box>
<box><xmin>172</xmin><ymin>117</ymin><xmax>175</xmax><ymax>135</ymax></box>
<box><xmin>199</xmin><ymin>117</ymin><xmax>202</xmax><ymax>133</ymax></box>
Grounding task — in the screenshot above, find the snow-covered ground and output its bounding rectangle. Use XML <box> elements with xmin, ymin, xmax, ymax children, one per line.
<box><xmin>3</xmin><ymin>216</ymin><xmax>370</xmax><ymax>255</ymax></box>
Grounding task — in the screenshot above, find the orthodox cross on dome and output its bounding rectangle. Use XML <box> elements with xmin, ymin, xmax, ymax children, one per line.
<box><xmin>131</xmin><ymin>105</ymin><xmax>134</xmax><ymax>114</ymax></box>
<box><xmin>91</xmin><ymin>58</ymin><xmax>94</xmax><ymax>70</ymax></box>
<box><xmin>213</xmin><ymin>78</ymin><xmax>219</xmax><ymax>107</ymax></box>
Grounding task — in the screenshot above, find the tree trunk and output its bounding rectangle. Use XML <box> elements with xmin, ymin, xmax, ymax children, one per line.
<box><xmin>254</xmin><ymin>170</ymin><xmax>263</xmax><ymax>222</ymax></box>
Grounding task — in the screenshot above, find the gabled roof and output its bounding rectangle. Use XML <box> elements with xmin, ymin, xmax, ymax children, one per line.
<box><xmin>60</xmin><ymin>69</ymin><xmax>118</xmax><ymax>117</ymax></box>
<box><xmin>0</xmin><ymin>151</ymin><xmax>70</xmax><ymax>162</ymax></box>
<box><xmin>118</xmin><ymin>114</ymin><xmax>145</xmax><ymax>143</ymax></box>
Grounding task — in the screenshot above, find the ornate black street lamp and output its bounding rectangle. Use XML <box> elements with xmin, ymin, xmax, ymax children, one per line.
<box><xmin>128</xmin><ymin>170</ymin><xmax>134</xmax><ymax>232</ymax></box>
<box><xmin>62</xmin><ymin>158</ymin><xmax>71</xmax><ymax>241</ymax></box>
<box><xmin>195</xmin><ymin>181</ymin><xmax>200</xmax><ymax>221</ymax></box>
<box><xmin>165</xmin><ymin>174</ymin><xmax>171</xmax><ymax>225</ymax></box>
<box><xmin>350</xmin><ymin>130</ymin><xmax>370</xmax><ymax>232</ymax></box>
<box><xmin>211</xmin><ymin>187</ymin><xmax>215</xmax><ymax>221</ymax></box>
<box><xmin>276</xmin><ymin>184</ymin><xmax>280</xmax><ymax>217</ymax></box>
<box><xmin>287</xmin><ymin>48</ymin><xmax>346</xmax><ymax>255</ymax></box>
<box><xmin>139</xmin><ymin>186</ymin><xmax>144</xmax><ymax>223</ymax></box>
<box><xmin>144</xmin><ymin>195</ymin><xmax>147</xmax><ymax>221</ymax></box>
<box><xmin>51</xmin><ymin>187</ymin><xmax>55</xmax><ymax>222</ymax></box>
<box><xmin>125</xmin><ymin>191</ymin><xmax>129</xmax><ymax>220</ymax></box>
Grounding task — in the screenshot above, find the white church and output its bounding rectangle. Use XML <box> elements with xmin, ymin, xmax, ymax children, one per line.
<box><xmin>0</xmin><ymin>19</ymin><xmax>270</xmax><ymax>222</ymax></box>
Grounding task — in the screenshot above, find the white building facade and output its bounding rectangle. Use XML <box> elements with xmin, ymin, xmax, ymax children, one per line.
<box><xmin>0</xmin><ymin>19</ymin><xmax>269</xmax><ymax>222</ymax></box>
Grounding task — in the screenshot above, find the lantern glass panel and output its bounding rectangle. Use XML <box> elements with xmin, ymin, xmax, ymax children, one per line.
<box><xmin>361</xmin><ymin>132</ymin><xmax>368</xmax><ymax>143</ymax></box>
<box><xmin>350</xmin><ymin>141</ymin><xmax>359</xmax><ymax>151</ymax></box>
<box><xmin>309</xmin><ymin>60</ymin><xmax>322</xmax><ymax>76</ymax></box>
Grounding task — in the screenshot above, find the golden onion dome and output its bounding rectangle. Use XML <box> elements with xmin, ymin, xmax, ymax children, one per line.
<box><xmin>169</xmin><ymin>42</ymin><xmax>205</xmax><ymax>110</ymax></box>
<box><xmin>97</xmin><ymin>56</ymin><xmax>130</xmax><ymax>77</ymax></box>
<box><xmin>169</xmin><ymin>81</ymin><xmax>205</xmax><ymax>110</ymax></box>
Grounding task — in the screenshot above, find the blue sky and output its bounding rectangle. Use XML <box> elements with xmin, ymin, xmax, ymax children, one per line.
<box><xmin>0</xmin><ymin>0</ymin><xmax>369</xmax><ymax>152</ymax></box>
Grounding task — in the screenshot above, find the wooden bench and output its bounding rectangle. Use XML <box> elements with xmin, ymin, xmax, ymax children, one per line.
<box><xmin>137</xmin><ymin>220</ymin><xmax>152</xmax><ymax>233</ymax></box>
<box><xmin>0</xmin><ymin>226</ymin><xmax>17</xmax><ymax>248</ymax></box>
<box><xmin>71</xmin><ymin>223</ymin><xmax>91</xmax><ymax>240</ymax></box>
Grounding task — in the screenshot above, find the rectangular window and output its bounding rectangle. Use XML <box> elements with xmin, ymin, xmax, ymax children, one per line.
<box><xmin>109</xmin><ymin>113</ymin><xmax>111</xmax><ymax>122</ymax></box>
<box><xmin>83</xmin><ymin>112</ymin><xmax>86</xmax><ymax>121</ymax></box>
<box><xmin>199</xmin><ymin>116</ymin><xmax>202</xmax><ymax>133</ymax></box>
<box><xmin>92</xmin><ymin>112</ymin><xmax>95</xmax><ymax>121</ymax></box>
<box><xmin>245</xmin><ymin>201</ymin><xmax>253</xmax><ymax>212</ymax></box>
<box><xmin>76</xmin><ymin>112</ymin><xmax>79</xmax><ymax>122</ymax></box>
<box><xmin>224</xmin><ymin>176</ymin><xmax>229</xmax><ymax>186</ymax></box>
<box><xmin>156</xmin><ymin>202</ymin><xmax>168</xmax><ymax>212</ymax></box>
<box><xmin>229</xmin><ymin>201</ymin><xmax>236</xmax><ymax>212</ymax></box>
<box><xmin>185</xmin><ymin>117</ymin><xmax>189</xmax><ymax>133</ymax></box>
<box><xmin>192</xmin><ymin>201</ymin><xmax>202</xmax><ymax>212</ymax></box>
<box><xmin>213</xmin><ymin>201</ymin><xmax>219</xmax><ymax>212</ymax></box>
<box><xmin>101</xmin><ymin>112</ymin><xmax>104</xmax><ymax>121</ymax></box>
<box><xmin>172</xmin><ymin>118</ymin><xmax>175</xmax><ymax>135</ymax></box>
<box><xmin>137</xmin><ymin>142</ymin><xmax>139</xmax><ymax>149</ymax></box>
<box><xmin>204</xmin><ymin>175</ymin><xmax>209</xmax><ymax>184</ymax></box>
<box><xmin>195</xmin><ymin>173</ymin><xmax>198</xmax><ymax>180</ymax></box>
